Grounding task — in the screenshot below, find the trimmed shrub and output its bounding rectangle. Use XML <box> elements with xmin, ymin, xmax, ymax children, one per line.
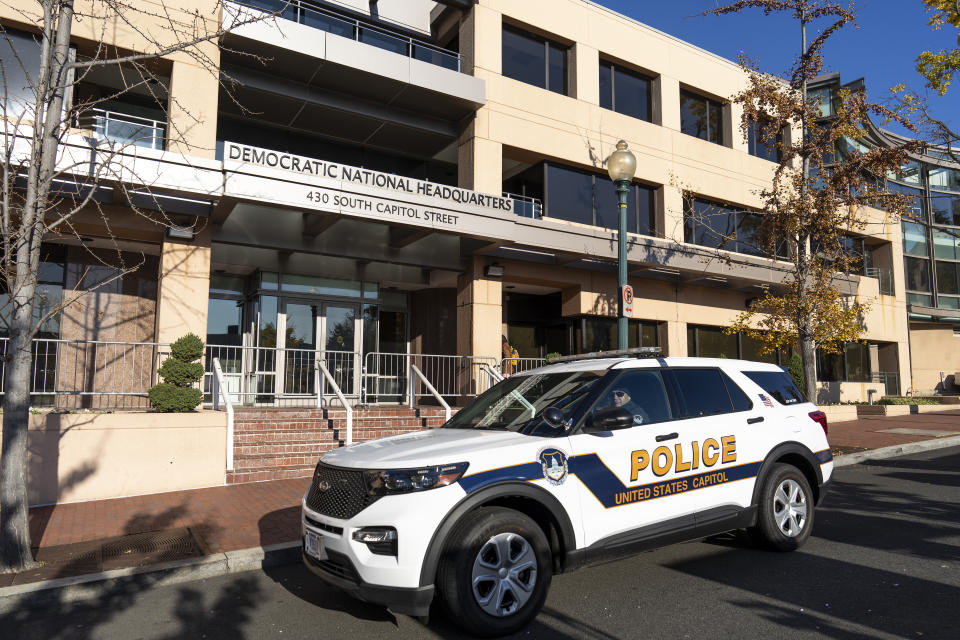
<box><xmin>149</xmin><ymin>333</ymin><xmax>204</xmax><ymax>412</ymax></box>
<box><xmin>545</xmin><ymin>352</ymin><xmax>561</xmax><ymax>363</ymax></box>
<box><xmin>878</xmin><ymin>397</ymin><xmax>939</xmax><ymax>405</ymax></box>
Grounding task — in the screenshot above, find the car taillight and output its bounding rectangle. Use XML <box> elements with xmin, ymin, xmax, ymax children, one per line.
<box><xmin>808</xmin><ymin>410</ymin><xmax>828</xmax><ymax>436</ymax></box>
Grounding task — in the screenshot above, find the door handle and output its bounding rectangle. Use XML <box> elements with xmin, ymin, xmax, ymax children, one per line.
<box><xmin>655</xmin><ymin>432</ymin><xmax>679</xmax><ymax>442</ymax></box>
<box><xmin>747</xmin><ymin>417</ymin><xmax>765</xmax><ymax>425</ymax></box>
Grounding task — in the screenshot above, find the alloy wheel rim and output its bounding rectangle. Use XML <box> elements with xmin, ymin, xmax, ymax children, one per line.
<box><xmin>471</xmin><ymin>532</ymin><xmax>538</xmax><ymax>617</ymax></box>
<box><xmin>773</xmin><ymin>478</ymin><xmax>808</xmax><ymax>537</ymax></box>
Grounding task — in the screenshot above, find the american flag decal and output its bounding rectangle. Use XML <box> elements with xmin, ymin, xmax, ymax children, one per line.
<box><xmin>759</xmin><ymin>394</ymin><xmax>774</xmax><ymax>408</ymax></box>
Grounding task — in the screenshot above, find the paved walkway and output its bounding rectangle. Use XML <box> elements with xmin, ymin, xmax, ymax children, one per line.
<box><xmin>6</xmin><ymin>409</ymin><xmax>960</xmax><ymax>587</ymax></box>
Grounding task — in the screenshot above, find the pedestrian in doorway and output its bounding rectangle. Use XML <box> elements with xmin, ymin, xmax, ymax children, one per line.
<box><xmin>502</xmin><ymin>335</ymin><xmax>515</xmax><ymax>375</ymax></box>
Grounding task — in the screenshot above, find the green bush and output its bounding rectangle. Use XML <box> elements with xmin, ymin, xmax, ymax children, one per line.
<box><xmin>787</xmin><ymin>353</ymin><xmax>805</xmax><ymax>395</ymax></box>
<box><xmin>545</xmin><ymin>352</ymin><xmax>561</xmax><ymax>363</ymax></box>
<box><xmin>170</xmin><ymin>333</ymin><xmax>204</xmax><ymax>361</ymax></box>
<box><xmin>157</xmin><ymin>359</ymin><xmax>205</xmax><ymax>386</ymax></box>
<box><xmin>148</xmin><ymin>383</ymin><xmax>204</xmax><ymax>413</ymax></box>
<box><xmin>149</xmin><ymin>334</ymin><xmax>204</xmax><ymax>412</ymax></box>
<box><xmin>878</xmin><ymin>397</ymin><xmax>939</xmax><ymax>405</ymax></box>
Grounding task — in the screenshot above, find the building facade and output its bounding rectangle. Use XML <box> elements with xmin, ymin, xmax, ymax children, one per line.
<box><xmin>4</xmin><ymin>0</ymin><xmax>947</xmax><ymax>418</ymax></box>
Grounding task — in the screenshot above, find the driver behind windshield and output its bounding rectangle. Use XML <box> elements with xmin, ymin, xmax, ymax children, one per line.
<box><xmin>605</xmin><ymin>385</ymin><xmax>650</xmax><ymax>425</ymax></box>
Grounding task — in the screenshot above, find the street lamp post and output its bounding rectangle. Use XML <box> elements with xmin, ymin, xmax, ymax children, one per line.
<box><xmin>606</xmin><ymin>140</ymin><xmax>637</xmax><ymax>350</ymax></box>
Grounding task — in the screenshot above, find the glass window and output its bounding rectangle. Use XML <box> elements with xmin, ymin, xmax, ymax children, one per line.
<box><xmin>931</xmin><ymin>192</ymin><xmax>960</xmax><ymax>226</ymax></box>
<box><xmin>599</xmin><ymin>60</ymin><xmax>652</xmax><ymax>122</ymax></box>
<box><xmin>693</xmin><ymin>325</ymin><xmax>738</xmax><ymax>359</ymax></box>
<box><xmin>816</xmin><ymin>350</ymin><xmax>844</xmax><ymax>382</ymax></box>
<box><xmin>933</xmin><ymin>229</ymin><xmax>960</xmax><ymax>260</ymax></box>
<box><xmin>547</xmin><ymin>42</ymin><xmax>567</xmax><ymax>95</ymax></box>
<box><xmin>281</xmin><ymin>274</ymin><xmax>362</xmax><ymax>297</ymax></box>
<box><xmin>905</xmin><ymin>256</ymin><xmax>931</xmax><ymax>292</ymax></box>
<box><xmin>210</xmin><ymin>274</ymin><xmax>246</xmax><ymax>296</ymax></box>
<box><xmin>929</xmin><ymin>167</ymin><xmax>960</xmax><ymax>192</ymax></box>
<box><xmin>939</xmin><ymin>295</ymin><xmax>960</xmax><ymax>309</ymax></box>
<box><xmin>743</xmin><ymin>371</ymin><xmax>804</xmax><ymax>405</ymax></box>
<box><xmin>887</xmin><ymin>160</ymin><xmax>921</xmax><ymax>185</ymax></box>
<box><xmin>723</xmin><ymin>372</ymin><xmax>754</xmax><ymax>411</ymax></box>
<box><xmin>908</xmin><ymin>292</ymin><xmax>933</xmax><ymax>306</ymax></box>
<box><xmin>680</xmin><ymin>90</ymin><xmax>724</xmax><ymax>145</ymax></box>
<box><xmin>887</xmin><ymin>181</ymin><xmax>923</xmax><ymax>219</ymax></box>
<box><xmin>668</xmin><ymin>369</ymin><xmax>734</xmax><ymax>418</ymax></box>
<box><xmin>740</xmin><ymin>334</ymin><xmax>777</xmax><ymax>364</ymax></box>
<box><xmin>599</xmin><ymin>64</ymin><xmax>612</xmax><ymax>111</ymax></box>
<box><xmin>546</xmin><ymin>164</ymin><xmax>594</xmax><ymax>225</ymax></box>
<box><xmin>0</xmin><ymin>30</ymin><xmax>42</xmax><ymax>119</ymax></box>
<box><xmin>843</xmin><ymin>342</ymin><xmax>870</xmax><ymax>382</ymax></box>
<box><xmin>903</xmin><ymin>221</ymin><xmax>929</xmax><ymax>256</ymax></box>
<box><xmin>937</xmin><ymin>261</ymin><xmax>960</xmax><ymax>295</ymax></box>
<box><xmin>261</xmin><ymin>272</ymin><xmax>279</xmax><ymax>291</ymax></box>
<box><xmin>207</xmin><ymin>298</ymin><xmax>243</xmax><ymax>346</ymax></box>
<box><xmin>595</xmin><ymin>174</ymin><xmax>637</xmax><ymax>232</ymax></box>
<box><xmin>502</xmin><ymin>26</ymin><xmax>568</xmax><ymax>95</ymax></box>
<box><xmin>581</xmin><ymin>317</ymin><xmax>659</xmax><ymax>352</ymax></box>
<box><xmin>807</xmin><ymin>86</ymin><xmax>834</xmax><ymax>117</ymax></box>
<box><xmin>684</xmin><ymin>198</ymin><xmax>737</xmax><ymax>252</ymax></box>
<box><xmin>594</xmin><ymin>370</ymin><xmax>672</xmax><ymax>425</ymax></box>
<box><xmin>747</xmin><ymin>120</ymin><xmax>781</xmax><ymax>162</ymax></box>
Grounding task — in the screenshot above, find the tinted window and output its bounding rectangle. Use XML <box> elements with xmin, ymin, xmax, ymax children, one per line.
<box><xmin>593</xmin><ymin>370</ymin><xmax>671</xmax><ymax>425</ymax></box>
<box><xmin>599</xmin><ymin>64</ymin><xmax>612</xmax><ymax>110</ymax></box>
<box><xmin>546</xmin><ymin>164</ymin><xmax>593</xmax><ymax>225</ymax></box>
<box><xmin>744</xmin><ymin>371</ymin><xmax>804</xmax><ymax>405</ymax></box>
<box><xmin>502</xmin><ymin>26</ymin><xmax>568</xmax><ymax>95</ymax></box>
<box><xmin>905</xmin><ymin>256</ymin><xmax>930</xmax><ymax>292</ymax></box>
<box><xmin>722</xmin><ymin>372</ymin><xmax>754</xmax><ymax>411</ymax></box>
<box><xmin>667</xmin><ymin>369</ymin><xmax>733</xmax><ymax>418</ymax></box>
<box><xmin>599</xmin><ymin>60</ymin><xmax>652</xmax><ymax>122</ymax></box>
<box><xmin>680</xmin><ymin>90</ymin><xmax>723</xmax><ymax>145</ymax></box>
<box><xmin>747</xmin><ymin>120</ymin><xmax>781</xmax><ymax>162</ymax></box>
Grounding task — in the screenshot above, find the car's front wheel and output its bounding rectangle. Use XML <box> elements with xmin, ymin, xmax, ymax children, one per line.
<box><xmin>751</xmin><ymin>463</ymin><xmax>814</xmax><ymax>551</ymax></box>
<box><xmin>438</xmin><ymin>506</ymin><xmax>552</xmax><ymax>637</ymax></box>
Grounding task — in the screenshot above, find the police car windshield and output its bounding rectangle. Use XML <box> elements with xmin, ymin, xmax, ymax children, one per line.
<box><xmin>444</xmin><ymin>371</ymin><xmax>605</xmax><ymax>434</ymax></box>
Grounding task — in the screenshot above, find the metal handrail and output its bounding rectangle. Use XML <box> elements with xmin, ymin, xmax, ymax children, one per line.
<box><xmin>318</xmin><ymin>358</ymin><xmax>353</xmax><ymax>445</ymax></box>
<box><xmin>241</xmin><ymin>0</ymin><xmax>461</xmax><ymax>71</ymax></box>
<box><xmin>409</xmin><ymin>364</ymin><xmax>451</xmax><ymax>423</ymax></box>
<box><xmin>211</xmin><ymin>357</ymin><xmax>236</xmax><ymax>471</ymax></box>
<box><xmin>86</xmin><ymin>108</ymin><xmax>166</xmax><ymax>150</ymax></box>
<box><xmin>503</xmin><ymin>192</ymin><xmax>543</xmax><ymax>218</ymax></box>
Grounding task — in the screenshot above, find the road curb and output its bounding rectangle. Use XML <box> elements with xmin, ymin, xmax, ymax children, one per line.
<box><xmin>834</xmin><ymin>434</ymin><xmax>960</xmax><ymax>467</ymax></box>
<box><xmin>0</xmin><ymin>540</ymin><xmax>301</xmax><ymax>613</ymax></box>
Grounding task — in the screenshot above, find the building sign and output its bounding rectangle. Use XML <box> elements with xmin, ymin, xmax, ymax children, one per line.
<box><xmin>224</xmin><ymin>142</ymin><xmax>514</xmax><ymax>216</ymax></box>
<box><xmin>622</xmin><ymin>284</ymin><xmax>634</xmax><ymax>318</ymax></box>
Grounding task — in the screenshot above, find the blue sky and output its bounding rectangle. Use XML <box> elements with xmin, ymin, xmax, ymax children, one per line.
<box><xmin>597</xmin><ymin>0</ymin><xmax>959</xmax><ymax>135</ymax></box>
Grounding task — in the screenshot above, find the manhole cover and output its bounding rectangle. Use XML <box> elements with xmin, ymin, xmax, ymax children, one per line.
<box><xmin>101</xmin><ymin>527</ymin><xmax>202</xmax><ymax>569</ymax></box>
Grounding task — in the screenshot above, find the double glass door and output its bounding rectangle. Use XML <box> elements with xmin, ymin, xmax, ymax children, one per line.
<box><xmin>278</xmin><ymin>300</ymin><xmax>359</xmax><ymax>397</ymax></box>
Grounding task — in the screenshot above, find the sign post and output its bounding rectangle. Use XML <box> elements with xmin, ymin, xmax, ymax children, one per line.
<box><xmin>621</xmin><ymin>284</ymin><xmax>634</xmax><ymax>319</ymax></box>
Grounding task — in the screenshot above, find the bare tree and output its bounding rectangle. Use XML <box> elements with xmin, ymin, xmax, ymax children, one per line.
<box><xmin>699</xmin><ymin>1</ymin><xmax>923</xmax><ymax>401</ymax></box>
<box><xmin>0</xmin><ymin>0</ymin><xmax>271</xmax><ymax>573</ymax></box>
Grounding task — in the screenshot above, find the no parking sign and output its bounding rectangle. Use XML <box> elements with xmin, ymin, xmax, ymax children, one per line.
<box><xmin>622</xmin><ymin>284</ymin><xmax>634</xmax><ymax>318</ymax></box>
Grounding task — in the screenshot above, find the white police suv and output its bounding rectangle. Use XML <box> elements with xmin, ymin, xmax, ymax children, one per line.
<box><xmin>301</xmin><ymin>349</ymin><xmax>833</xmax><ymax>637</ymax></box>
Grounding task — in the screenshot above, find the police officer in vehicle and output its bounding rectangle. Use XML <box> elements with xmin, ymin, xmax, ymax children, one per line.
<box><xmin>608</xmin><ymin>386</ymin><xmax>650</xmax><ymax>425</ymax></box>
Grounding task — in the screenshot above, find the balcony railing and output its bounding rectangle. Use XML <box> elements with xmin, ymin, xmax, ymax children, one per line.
<box><xmin>504</xmin><ymin>192</ymin><xmax>543</xmax><ymax>219</ymax></box>
<box><xmin>84</xmin><ymin>108</ymin><xmax>166</xmax><ymax>150</ymax></box>
<box><xmin>865</xmin><ymin>267</ymin><xmax>895</xmax><ymax>296</ymax></box>
<box><xmin>243</xmin><ymin>0</ymin><xmax>461</xmax><ymax>71</ymax></box>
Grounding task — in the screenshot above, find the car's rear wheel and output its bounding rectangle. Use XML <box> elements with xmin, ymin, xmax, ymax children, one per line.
<box><xmin>750</xmin><ymin>463</ymin><xmax>814</xmax><ymax>551</ymax></box>
<box><xmin>438</xmin><ymin>506</ymin><xmax>552</xmax><ymax>637</ymax></box>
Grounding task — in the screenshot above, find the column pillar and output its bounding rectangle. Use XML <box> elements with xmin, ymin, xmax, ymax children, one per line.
<box><xmin>167</xmin><ymin>58</ymin><xmax>219</xmax><ymax>158</ymax></box>
<box><xmin>662</xmin><ymin>320</ymin><xmax>688</xmax><ymax>357</ymax></box>
<box><xmin>457</xmin><ymin>257</ymin><xmax>502</xmax><ymax>393</ymax></box>
<box><xmin>155</xmin><ymin>227</ymin><xmax>211</xmax><ymax>343</ymax></box>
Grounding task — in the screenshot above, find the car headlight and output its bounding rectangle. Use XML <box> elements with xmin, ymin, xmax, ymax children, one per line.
<box><xmin>363</xmin><ymin>462</ymin><xmax>469</xmax><ymax>496</ymax></box>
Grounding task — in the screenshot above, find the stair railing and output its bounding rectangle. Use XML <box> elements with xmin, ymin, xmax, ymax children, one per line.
<box><xmin>318</xmin><ymin>357</ymin><xmax>354</xmax><ymax>446</ymax></box>
<box><xmin>211</xmin><ymin>357</ymin><xmax>236</xmax><ymax>471</ymax></box>
<box><xmin>409</xmin><ymin>363</ymin><xmax>452</xmax><ymax>423</ymax></box>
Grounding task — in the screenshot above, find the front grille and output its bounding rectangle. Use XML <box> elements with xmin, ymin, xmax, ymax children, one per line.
<box><xmin>306</xmin><ymin>549</ymin><xmax>362</xmax><ymax>584</ymax></box>
<box><xmin>305</xmin><ymin>462</ymin><xmax>380</xmax><ymax>519</ymax></box>
<box><xmin>304</xmin><ymin>515</ymin><xmax>343</xmax><ymax>536</ymax></box>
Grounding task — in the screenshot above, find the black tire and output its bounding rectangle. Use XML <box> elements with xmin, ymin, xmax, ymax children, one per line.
<box><xmin>750</xmin><ymin>463</ymin><xmax>814</xmax><ymax>551</ymax></box>
<box><xmin>438</xmin><ymin>506</ymin><xmax>552</xmax><ymax>637</ymax></box>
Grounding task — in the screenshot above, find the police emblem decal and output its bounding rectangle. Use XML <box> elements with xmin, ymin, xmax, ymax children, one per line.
<box><xmin>537</xmin><ymin>448</ymin><xmax>569</xmax><ymax>485</ymax></box>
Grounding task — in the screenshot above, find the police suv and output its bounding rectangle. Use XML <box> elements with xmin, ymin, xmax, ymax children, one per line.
<box><xmin>301</xmin><ymin>349</ymin><xmax>832</xmax><ymax>637</ymax></box>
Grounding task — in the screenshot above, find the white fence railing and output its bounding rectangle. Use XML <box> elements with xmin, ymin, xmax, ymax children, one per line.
<box><xmin>362</xmin><ymin>352</ymin><xmax>499</xmax><ymax>405</ymax></box>
<box><xmin>0</xmin><ymin>338</ymin><xmax>169</xmax><ymax>409</ymax></box>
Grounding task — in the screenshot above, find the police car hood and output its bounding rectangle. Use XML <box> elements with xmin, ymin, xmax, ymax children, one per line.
<box><xmin>321</xmin><ymin>428</ymin><xmax>528</xmax><ymax>469</ymax></box>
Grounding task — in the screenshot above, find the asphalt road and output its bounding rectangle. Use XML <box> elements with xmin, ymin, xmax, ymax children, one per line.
<box><xmin>5</xmin><ymin>446</ymin><xmax>959</xmax><ymax>640</ymax></box>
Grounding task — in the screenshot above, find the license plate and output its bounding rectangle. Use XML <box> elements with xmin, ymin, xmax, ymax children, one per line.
<box><xmin>304</xmin><ymin>530</ymin><xmax>327</xmax><ymax>561</ymax></box>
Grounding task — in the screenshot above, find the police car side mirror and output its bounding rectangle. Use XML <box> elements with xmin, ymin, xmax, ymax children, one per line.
<box><xmin>585</xmin><ymin>407</ymin><xmax>634</xmax><ymax>432</ymax></box>
<box><xmin>543</xmin><ymin>406</ymin><xmax>565</xmax><ymax>430</ymax></box>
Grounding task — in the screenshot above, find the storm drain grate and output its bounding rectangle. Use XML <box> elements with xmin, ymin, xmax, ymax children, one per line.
<box><xmin>101</xmin><ymin>527</ymin><xmax>202</xmax><ymax>569</ymax></box>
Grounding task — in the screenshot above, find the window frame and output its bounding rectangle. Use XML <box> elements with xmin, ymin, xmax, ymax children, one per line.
<box><xmin>598</xmin><ymin>58</ymin><xmax>653</xmax><ymax>122</ymax></box>
<box><xmin>501</xmin><ymin>24</ymin><xmax>569</xmax><ymax>96</ymax></box>
<box><xmin>679</xmin><ymin>88</ymin><xmax>725</xmax><ymax>146</ymax></box>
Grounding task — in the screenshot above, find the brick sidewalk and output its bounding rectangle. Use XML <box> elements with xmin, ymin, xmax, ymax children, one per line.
<box><xmin>6</xmin><ymin>409</ymin><xmax>960</xmax><ymax>586</ymax></box>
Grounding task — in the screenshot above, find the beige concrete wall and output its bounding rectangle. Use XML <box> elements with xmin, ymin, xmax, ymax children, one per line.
<box><xmin>155</xmin><ymin>228</ymin><xmax>212</xmax><ymax>343</ymax></box>
<box><xmin>457</xmin><ymin>256</ymin><xmax>503</xmax><ymax>363</ymax></box>
<box><xmin>24</xmin><ymin>411</ymin><xmax>226</xmax><ymax>505</ymax></box>
<box><xmin>909</xmin><ymin>323</ymin><xmax>960</xmax><ymax>394</ymax></box>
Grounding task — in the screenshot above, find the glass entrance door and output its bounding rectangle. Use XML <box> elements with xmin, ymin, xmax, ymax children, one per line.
<box><xmin>281</xmin><ymin>300</ymin><xmax>318</xmax><ymax>396</ymax></box>
<box><xmin>320</xmin><ymin>303</ymin><xmax>359</xmax><ymax>396</ymax></box>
